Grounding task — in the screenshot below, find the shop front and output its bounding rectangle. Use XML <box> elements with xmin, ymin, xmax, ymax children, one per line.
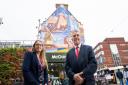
<box><xmin>46</xmin><ymin>52</ymin><xmax>66</xmax><ymax>77</ymax></box>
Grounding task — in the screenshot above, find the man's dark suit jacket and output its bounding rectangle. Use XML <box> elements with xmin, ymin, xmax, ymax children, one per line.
<box><xmin>65</xmin><ymin>45</ymin><xmax>97</xmax><ymax>85</ymax></box>
<box><xmin>22</xmin><ymin>52</ymin><xmax>48</xmax><ymax>85</ymax></box>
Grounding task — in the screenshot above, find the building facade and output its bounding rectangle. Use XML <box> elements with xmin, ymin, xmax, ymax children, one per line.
<box><xmin>0</xmin><ymin>40</ymin><xmax>34</xmax><ymax>48</ymax></box>
<box><xmin>94</xmin><ymin>37</ymin><xmax>128</xmax><ymax>70</ymax></box>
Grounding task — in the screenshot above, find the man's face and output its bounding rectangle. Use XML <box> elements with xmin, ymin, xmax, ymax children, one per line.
<box><xmin>72</xmin><ymin>32</ymin><xmax>80</xmax><ymax>46</ymax></box>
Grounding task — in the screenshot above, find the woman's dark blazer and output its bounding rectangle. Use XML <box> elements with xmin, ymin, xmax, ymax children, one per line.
<box><xmin>22</xmin><ymin>52</ymin><xmax>48</xmax><ymax>85</ymax></box>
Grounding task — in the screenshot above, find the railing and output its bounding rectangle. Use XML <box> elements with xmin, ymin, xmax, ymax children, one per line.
<box><xmin>0</xmin><ymin>40</ymin><xmax>35</xmax><ymax>48</ymax></box>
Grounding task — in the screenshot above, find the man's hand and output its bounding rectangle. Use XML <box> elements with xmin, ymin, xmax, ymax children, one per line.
<box><xmin>75</xmin><ymin>77</ymin><xmax>84</xmax><ymax>85</ymax></box>
<box><xmin>78</xmin><ymin>72</ymin><xmax>83</xmax><ymax>76</ymax></box>
<box><xmin>73</xmin><ymin>72</ymin><xmax>84</xmax><ymax>85</ymax></box>
<box><xmin>73</xmin><ymin>73</ymin><xmax>80</xmax><ymax>81</ymax></box>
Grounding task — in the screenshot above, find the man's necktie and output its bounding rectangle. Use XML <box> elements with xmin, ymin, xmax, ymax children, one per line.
<box><xmin>75</xmin><ymin>47</ymin><xmax>79</xmax><ymax>59</ymax></box>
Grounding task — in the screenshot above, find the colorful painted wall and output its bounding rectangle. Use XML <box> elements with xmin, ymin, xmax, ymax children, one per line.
<box><xmin>39</xmin><ymin>4</ymin><xmax>84</xmax><ymax>53</ymax></box>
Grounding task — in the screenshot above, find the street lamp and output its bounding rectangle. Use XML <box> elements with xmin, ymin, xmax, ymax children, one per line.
<box><xmin>0</xmin><ymin>17</ymin><xmax>3</xmax><ymax>25</ymax></box>
<box><xmin>36</xmin><ymin>19</ymin><xmax>41</xmax><ymax>39</ymax></box>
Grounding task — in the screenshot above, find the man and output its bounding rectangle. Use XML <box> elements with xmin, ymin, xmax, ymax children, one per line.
<box><xmin>116</xmin><ymin>69</ymin><xmax>124</xmax><ymax>85</ymax></box>
<box><xmin>65</xmin><ymin>31</ymin><xmax>97</xmax><ymax>85</ymax></box>
<box><xmin>123</xmin><ymin>65</ymin><xmax>128</xmax><ymax>85</ymax></box>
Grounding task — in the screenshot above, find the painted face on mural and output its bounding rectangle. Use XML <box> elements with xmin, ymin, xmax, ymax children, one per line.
<box><xmin>72</xmin><ymin>31</ymin><xmax>80</xmax><ymax>46</ymax></box>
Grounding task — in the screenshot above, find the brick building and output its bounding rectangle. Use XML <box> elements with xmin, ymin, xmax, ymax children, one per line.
<box><xmin>94</xmin><ymin>37</ymin><xmax>128</xmax><ymax>70</ymax></box>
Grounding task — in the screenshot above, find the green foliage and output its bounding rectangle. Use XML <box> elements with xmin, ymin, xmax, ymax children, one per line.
<box><xmin>0</xmin><ymin>48</ymin><xmax>25</xmax><ymax>85</ymax></box>
<box><xmin>0</xmin><ymin>62</ymin><xmax>16</xmax><ymax>85</ymax></box>
<box><xmin>0</xmin><ymin>48</ymin><xmax>16</xmax><ymax>57</ymax></box>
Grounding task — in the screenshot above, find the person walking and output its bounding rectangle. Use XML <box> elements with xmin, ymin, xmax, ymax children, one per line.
<box><xmin>116</xmin><ymin>69</ymin><xmax>124</xmax><ymax>85</ymax></box>
<box><xmin>123</xmin><ymin>65</ymin><xmax>128</xmax><ymax>85</ymax></box>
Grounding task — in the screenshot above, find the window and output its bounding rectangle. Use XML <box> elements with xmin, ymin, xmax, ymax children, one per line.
<box><xmin>110</xmin><ymin>44</ymin><xmax>121</xmax><ymax>66</ymax></box>
<box><xmin>100</xmin><ymin>45</ymin><xmax>103</xmax><ymax>49</ymax></box>
<box><xmin>110</xmin><ymin>44</ymin><xmax>119</xmax><ymax>54</ymax></box>
<box><xmin>101</xmin><ymin>51</ymin><xmax>104</xmax><ymax>55</ymax></box>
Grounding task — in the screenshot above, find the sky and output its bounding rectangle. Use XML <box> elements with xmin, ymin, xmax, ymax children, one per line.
<box><xmin>0</xmin><ymin>0</ymin><xmax>128</xmax><ymax>47</ymax></box>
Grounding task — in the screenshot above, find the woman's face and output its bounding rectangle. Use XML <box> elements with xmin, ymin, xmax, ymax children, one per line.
<box><xmin>34</xmin><ymin>40</ymin><xmax>43</xmax><ymax>52</ymax></box>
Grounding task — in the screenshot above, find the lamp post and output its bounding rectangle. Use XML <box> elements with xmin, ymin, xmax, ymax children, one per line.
<box><xmin>0</xmin><ymin>17</ymin><xmax>3</xmax><ymax>26</ymax></box>
<box><xmin>36</xmin><ymin>19</ymin><xmax>41</xmax><ymax>39</ymax></box>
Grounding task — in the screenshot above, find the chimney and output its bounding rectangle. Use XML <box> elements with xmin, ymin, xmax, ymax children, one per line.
<box><xmin>56</xmin><ymin>4</ymin><xmax>68</xmax><ymax>9</ymax></box>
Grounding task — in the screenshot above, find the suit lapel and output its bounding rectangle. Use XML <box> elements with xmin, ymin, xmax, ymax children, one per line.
<box><xmin>32</xmin><ymin>52</ymin><xmax>39</xmax><ymax>65</ymax></box>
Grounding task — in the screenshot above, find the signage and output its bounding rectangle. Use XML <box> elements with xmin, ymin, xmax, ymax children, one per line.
<box><xmin>46</xmin><ymin>53</ymin><xmax>66</xmax><ymax>63</ymax></box>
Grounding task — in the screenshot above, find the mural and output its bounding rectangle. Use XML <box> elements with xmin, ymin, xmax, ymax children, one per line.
<box><xmin>39</xmin><ymin>4</ymin><xmax>84</xmax><ymax>52</ymax></box>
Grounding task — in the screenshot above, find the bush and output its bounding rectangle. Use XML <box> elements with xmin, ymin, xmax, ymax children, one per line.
<box><xmin>0</xmin><ymin>48</ymin><xmax>25</xmax><ymax>85</ymax></box>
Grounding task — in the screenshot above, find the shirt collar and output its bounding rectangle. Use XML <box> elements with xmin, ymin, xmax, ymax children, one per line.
<box><xmin>75</xmin><ymin>43</ymin><xmax>81</xmax><ymax>48</ymax></box>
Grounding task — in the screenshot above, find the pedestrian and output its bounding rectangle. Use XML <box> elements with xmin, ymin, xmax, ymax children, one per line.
<box><xmin>59</xmin><ymin>70</ymin><xmax>65</xmax><ymax>85</ymax></box>
<box><xmin>116</xmin><ymin>69</ymin><xmax>124</xmax><ymax>85</ymax></box>
<box><xmin>65</xmin><ymin>30</ymin><xmax>97</xmax><ymax>85</ymax></box>
<box><xmin>22</xmin><ymin>40</ymin><xmax>48</xmax><ymax>85</ymax></box>
<box><xmin>123</xmin><ymin>65</ymin><xmax>128</xmax><ymax>85</ymax></box>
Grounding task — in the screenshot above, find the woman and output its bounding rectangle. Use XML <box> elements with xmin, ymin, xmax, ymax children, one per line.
<box><xmin>22</xmin><ymin>40</ymin><xmax>48</xmax><ymax>85</ymax></box>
